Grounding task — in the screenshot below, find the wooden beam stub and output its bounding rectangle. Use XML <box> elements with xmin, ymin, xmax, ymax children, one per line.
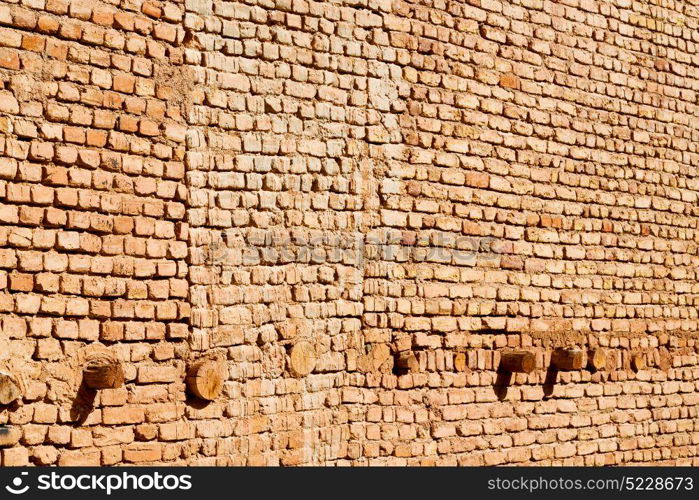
<box><xmin>631</xmin><ymin>352</ymin><xmax>646</xmax><ymax>373</ymax></box>
<box><xmin>499</xmin><ymin>350</ymin><xmax>536</xmax><ymax>374</ymax></box>
<box><xmin>186</xmin><ymin>359</ymin><xmax>225</xmax><ymax>401</ymax></box>
<box><xmin>586</xmin><ymin>349</ymin><xmax>607</xmax><ymax>372</ymax></box>
<box><xmin>394</xmin><ymin>351</ymin><xmax>419</xmax><ymax>374</ymax></box>
<box><xmin>288</xmin><ymin>341</ymin><xmax>316</xmax><ymax>377</ymax></box>
<box><xmin>454</xmin><ymin>352</ymin><xmax>468</xmax><ymax>372</ymax></box>
<box><xmin>83</xmin><ymin>354</ymin><xmax>124</xmax><ymax>390</ymax></box>
<box><xmin>551</xmin><ymin>347</ymin><xmax>584</xmax><ymax>371</ymax></box>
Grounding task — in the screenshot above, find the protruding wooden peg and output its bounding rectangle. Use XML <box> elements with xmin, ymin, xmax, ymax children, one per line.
<box><xmin>0</xmin><ymin>372</ymin><xmax>22</xmax><ymax>405</ymax></box>
<box><xmin>499</xmin><ymin>350</ymin><xmax>536</xmax><ymax>373</ymax></box>
<box><xmin>83</xmin><ymin>354</ymin><xmax>124</xmax><ymax>390</ymax></box>
<box><xmin>551</xmin><ymin>347</ymin><xmax>584</xmax><ymax>371</ymax></box>
<box><xmin>454</xmin><ymin>352</ymin><xmax>468</xmax><ymax>372</ymax></box>
<box><xmin>288</xmin><ymin>341</ymin><xmax>316</xmax><ymax>377</ymax></box>
<box><xmin>186</xmin><ymin>359</ymin><xmax>225</xmax><ymax>400</ymax></box>
<box><xmin>631</xmin><ymin>352</ymin><xmax>646</xmax><ymax>372</ymax></box>
<box><xmin>586</xmin><ymin>349</ymin><xmax>607</xmax><ymax>371</ymax></box>
<box><xmin>394</xmin><ymin>351</ymin><xmax>419</xmax><ymax>373</ymax></box>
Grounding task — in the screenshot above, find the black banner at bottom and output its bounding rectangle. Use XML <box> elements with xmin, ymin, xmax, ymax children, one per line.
<box><xmin>0</xmin><ymin>466</ymin><xmax>695</xmax><ymax>499</ymax></box>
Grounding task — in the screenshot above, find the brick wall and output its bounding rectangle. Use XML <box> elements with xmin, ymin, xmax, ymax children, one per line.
<box><xmin>0</xmin><ymin>0</ymin><xmax>697</xmax><ymax>465</ymax></box>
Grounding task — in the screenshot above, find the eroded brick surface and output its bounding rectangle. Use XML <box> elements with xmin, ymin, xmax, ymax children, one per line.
<box><xmin>0</xmin><ymin>0</ymin><xmax>698</xmax><ymax>466</ymax></box>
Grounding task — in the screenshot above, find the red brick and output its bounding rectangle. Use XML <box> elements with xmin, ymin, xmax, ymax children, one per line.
<box><xmin>499</xmin><ymin>72</ymin><xmax>520</xmax><ymax>90</ymax></box>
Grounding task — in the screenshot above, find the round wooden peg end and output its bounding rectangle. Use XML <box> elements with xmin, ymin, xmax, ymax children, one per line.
<box><xmin>186</xmin><ymin>360</ymin><xmax>225</xmax><ymax>401</ymax></box>
<box><xmin>289</xmin><ymin>342</ymin><xmax>316</xmax><ymax>377</ymax></box>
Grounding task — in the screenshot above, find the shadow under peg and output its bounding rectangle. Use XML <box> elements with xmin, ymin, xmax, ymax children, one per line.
<box><xmin>542</xmin><ymin>366</ymin><xmax>558</xmax><ymax>398</ymax></box>
<box><xmin>70</xmin><ymin>380</ymin><xmax>97</xmax><ymax>425</ymax></box>
<box><xmin>493</xmin><ymin>370</ymin><xmax>513</xmax><ymax>401</ymax></box>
